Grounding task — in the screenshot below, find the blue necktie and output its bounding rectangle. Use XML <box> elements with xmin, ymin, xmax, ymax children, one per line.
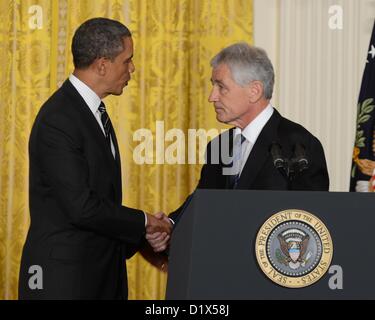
<box><xmin>229</xmin><ymin>134</ymin><xmax>246</xmax><ymax>189</ymax></box>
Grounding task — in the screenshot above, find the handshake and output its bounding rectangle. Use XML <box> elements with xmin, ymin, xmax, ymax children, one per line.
<box><xmin>145</xmin><ymin>212</ymin><xmax>173</xmax><ymax>253</ymax></box>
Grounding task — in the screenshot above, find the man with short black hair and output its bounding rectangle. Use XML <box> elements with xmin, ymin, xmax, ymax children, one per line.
<box><xmin>19</xmin><ymin>17</ymin><xmax>171</xmax><ymax>300</ymax></box>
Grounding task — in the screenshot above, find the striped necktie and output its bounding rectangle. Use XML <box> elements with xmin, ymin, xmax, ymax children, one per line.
<box><xmin>98</xmin><ymin>102</ymin><xmax>112</xmax><ymax>149</ymax></box>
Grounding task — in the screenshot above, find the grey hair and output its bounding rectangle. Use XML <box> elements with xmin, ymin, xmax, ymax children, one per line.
<box><xmin>72</xmin><ymin>17</ymin><xmax>131</xmax><ymax>69</ymax></box>
<box><xmin>210</xmin><ymin>42</ymin><xmax>275</xmax><ymax>99</ymax></box>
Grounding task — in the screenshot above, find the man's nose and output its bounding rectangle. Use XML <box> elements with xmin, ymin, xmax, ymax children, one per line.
<box><xmin>208</xmin><ymin>87</ymin><xmax>218</xmax><ymax>103</ymax></box>
<box><xmin>129</xmin><ymin>61</ymin><xmax>135</xmax><ymax>73</ymax></box>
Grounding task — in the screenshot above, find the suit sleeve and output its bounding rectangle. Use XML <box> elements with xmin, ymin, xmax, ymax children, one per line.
<box><xmin>35</xmin><ymin>113</ymin><xmax>145</xmax><ymax>244</ymax></box>
<box><xmin>169</xmin><ymin>142</ymin><xmax>213</xmax><ymax>223</ymax></box>
<box><xmin>292</xmin><ymin>136</ymin><xmax>330</xmax><ymax>191</ymax></box>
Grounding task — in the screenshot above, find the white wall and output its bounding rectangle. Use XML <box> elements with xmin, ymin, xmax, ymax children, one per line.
<box><xmin>253</xmin><ymin>0</ymin><xmax>375</xmax><ymax>191</ymax></box>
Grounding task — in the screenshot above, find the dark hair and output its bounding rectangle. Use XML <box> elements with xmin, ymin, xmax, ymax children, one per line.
<box><xmin>72</xmin><ymin>17</ymin><xmax>131</xmax><ymax>69</ymax></box>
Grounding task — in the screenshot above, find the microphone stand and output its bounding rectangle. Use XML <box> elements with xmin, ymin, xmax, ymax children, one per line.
<box><xmin>270</xmin><ymin>142</ymin><xmax>309</xmax><ymax>188</ymax></box>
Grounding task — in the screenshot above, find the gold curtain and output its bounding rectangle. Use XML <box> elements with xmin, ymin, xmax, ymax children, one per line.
<box><xmin>0</xmin><ymin>0</ymin><xmax>252</xmax><ymax>299</ymax></box>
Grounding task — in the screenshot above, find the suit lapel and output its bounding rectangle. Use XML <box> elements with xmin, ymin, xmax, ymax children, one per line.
<box><xmin>110</xmin><ymin>124</ymin><xmax>121</xmax><ymax>169</ymax></box>
<box><xmin>235</xmin><ymin>110</ymin><xmax>282</xmax><ymax>189</ymax></box>
<box><xmin>62</xmin><ymin>80</ymin><xmax>124</xmax><ymax>202</ymax></box>
<box><xmin>110</xmin><ymin>126</ymin><xmax>122</xmax><ymax>199</ymax></box>
<box><xmin>61</xmin><ymin>80</ymin><xmax>118</xmax><ymax>167</ymax></box>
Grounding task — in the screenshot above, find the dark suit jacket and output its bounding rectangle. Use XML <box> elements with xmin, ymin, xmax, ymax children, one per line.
<box><xmin>19</xmin><ymin>80</ymin><xmax>145</xmax><ymax>299</ymax></box>
<box><xmin>170</xmin><ymin>109</ymin><xmax>329</xmax><ymax>222</ymax></box>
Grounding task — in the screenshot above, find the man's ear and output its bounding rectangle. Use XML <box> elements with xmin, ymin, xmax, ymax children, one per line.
<box><xmin>248</xmin><ymin>81</ymin><xmax>264</xmax><ymax>103</ymax></box>
<box><xmin>92</xmin><ymin>57</ymin><xmax>108</xmax><ymax>76</ymax></box>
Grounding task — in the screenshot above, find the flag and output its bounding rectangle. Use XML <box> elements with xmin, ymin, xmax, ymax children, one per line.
<box><xmin>350</xmin><ymin>21</ymin><xmax>375</xmax><ymax>192</ymax></box>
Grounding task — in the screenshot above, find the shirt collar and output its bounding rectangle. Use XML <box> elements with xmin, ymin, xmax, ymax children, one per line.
<box><xmin>69</xmin><ymin>74</ymin><xmax>102</xmax><ymax>114</ymax></box>
<box><xmin>234</xmin><ymin>103</ymin><xmax>274</xmax><ymax>145</ymax></box>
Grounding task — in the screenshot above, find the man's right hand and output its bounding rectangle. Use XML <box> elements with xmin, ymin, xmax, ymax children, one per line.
<box><xmin>145</xmin><ymin>212</ymin><xmax>172</xmax><ymax>252</ymax></box>
<box><xmin>146</xmin><ymin>212</ymin><xmax>172</xmax><ymax>235</ymax></box>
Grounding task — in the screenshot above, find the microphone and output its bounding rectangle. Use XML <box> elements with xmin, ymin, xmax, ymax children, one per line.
<box><xmin>293</xmin><ymin>143</ymin><xmax>309</xmax><ymax>172</ymax></box>
<box><xmin>269</xmin><ymin>142</ymin><xmax>286</xmax><ymax>170</ymax></box>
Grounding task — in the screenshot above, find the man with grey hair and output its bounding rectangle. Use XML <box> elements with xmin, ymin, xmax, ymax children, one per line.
<box><xmin>19</xmin><ymin>17</ymin><xmax>172</xmax><ymax>299</ymax></box>
<box><xmin>147</xmin><ymin>42</ymin><xmax>329</xmax><ymax>253</ymax></box>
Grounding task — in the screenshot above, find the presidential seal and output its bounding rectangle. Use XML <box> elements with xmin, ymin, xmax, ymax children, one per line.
<box><xmin>255</xmin><ymin>209</ymin><xmax>333</xmax><ymax>288</ymax></box>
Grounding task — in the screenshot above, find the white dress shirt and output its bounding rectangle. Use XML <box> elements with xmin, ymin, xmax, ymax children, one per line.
<box><xmin>69</xmin><ymin>74</ymin><xmax>116</xmax><ymax>158</ymax></box>
<box><xmin>234</xmin><ymin>104</ymin><xmax>274</xmax><ymax>176</ymax></box>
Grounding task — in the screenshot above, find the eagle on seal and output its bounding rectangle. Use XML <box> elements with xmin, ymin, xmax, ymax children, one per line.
<box><xmin>278</xmin><ymin>229</ymin><xmax>310</xmax><ymax>269</ymax></box>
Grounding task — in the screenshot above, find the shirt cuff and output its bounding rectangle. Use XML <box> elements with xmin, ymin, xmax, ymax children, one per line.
<box><xmin>144</xmin><ymin>212</ymin><xmax>148</xmax><ymax>227</ymax></box>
